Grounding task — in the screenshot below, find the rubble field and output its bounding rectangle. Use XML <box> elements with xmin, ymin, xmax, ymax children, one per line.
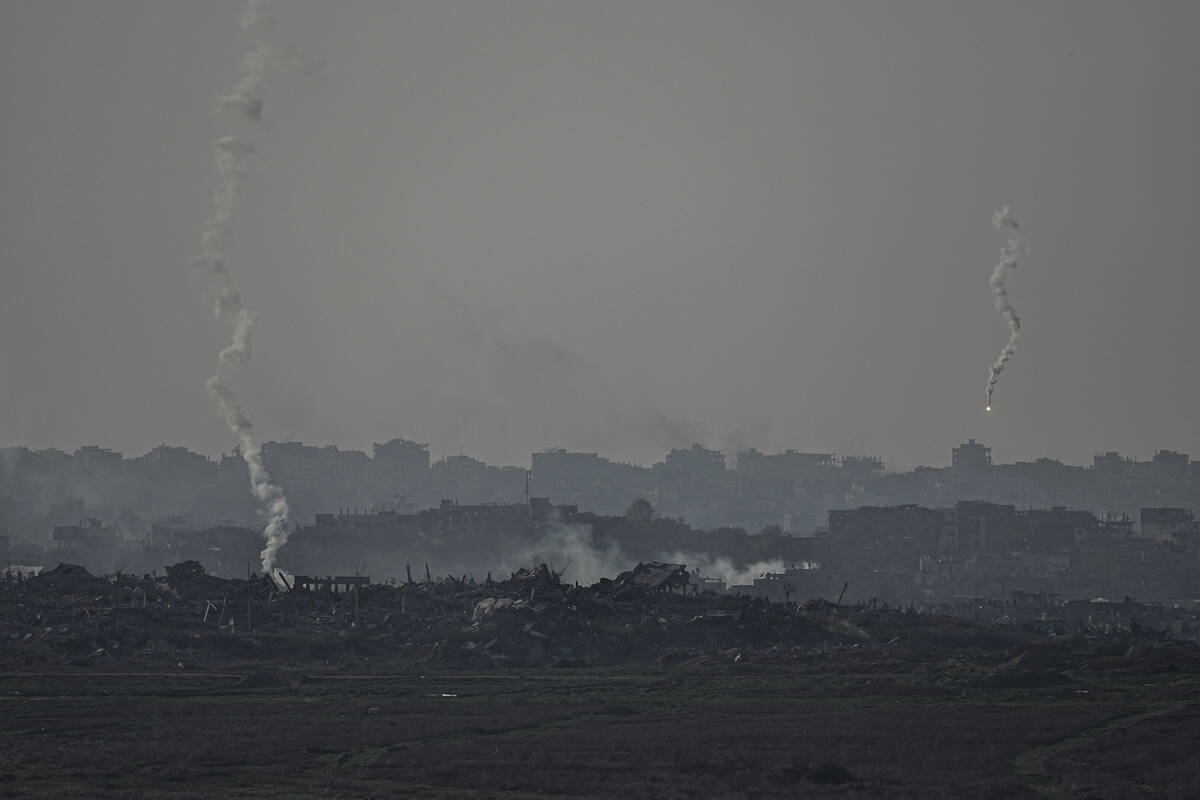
<box><xmin>2</xmin><ymin>562</ymin><xmax>1200</xmax><ymax>798</ymax></box>
<box><xmin>0</xmin><ymin>561</ymin><xmax>1049</xmax><ymax>673</ymax></box>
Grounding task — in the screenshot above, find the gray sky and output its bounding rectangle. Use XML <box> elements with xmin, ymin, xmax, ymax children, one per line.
<box><xmin>2</xmin><ymin>0</ymin><xmax>1197</xmax><ymax>469</ymax></box>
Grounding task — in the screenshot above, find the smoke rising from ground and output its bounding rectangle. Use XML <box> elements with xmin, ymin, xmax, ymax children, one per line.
<box><xmin>985</xmin><ymin>206</ymin><xmax>1030</xmax><ymax>408</ymax></box>
<box><xmin>496</xmin><ymin>517</ymin><xmax>789</xmax><ymax>589</ymax></box>
<box><xmin>662</xmin><ymin>552</ymin><xmax>786</xmax><ymax>587</ymax></box>
<box><xmin>193</xmin><ymin>0</ymin><xmax>298</xmax><ymax>572</ymax></box>
<box><xmin>500</xmin><ymin>521</ymin><xmax>628</xmax><ymax>586</ymax></box>
<box><xmin>205</xmin><ymin>376</ymin><xmax>290</xmax><ymax>570</ymax></box>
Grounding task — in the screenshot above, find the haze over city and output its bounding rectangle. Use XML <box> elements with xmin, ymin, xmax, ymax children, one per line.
<box><xmin>3</xmin><ymin>1</ymin><xmax>1198</xmax><ymax>470</ymax></box>
<box><xmin>5</xmin><ymin>4</ymin><xmax>1200</xmax><ymax>798</ymax></box>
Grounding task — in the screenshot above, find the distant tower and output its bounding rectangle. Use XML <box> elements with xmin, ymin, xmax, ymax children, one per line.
<box><xmin>952</xmin><ymin>439</ymin><xmax>992</xmax><ymax>470</ymax></box>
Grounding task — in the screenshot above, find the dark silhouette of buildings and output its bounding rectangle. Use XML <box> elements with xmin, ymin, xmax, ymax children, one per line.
<box><xmin>4</xmin><ymin>435</ymin><xmax>1200</xmax><ymax>600</ymax></box>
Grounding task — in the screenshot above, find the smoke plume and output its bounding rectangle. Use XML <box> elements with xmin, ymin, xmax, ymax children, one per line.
<box><xmin>215</xmin><ymin>0</ymin><xmax>278</xmax><ymax>123</ymax></box>
<box><xmin>205</xmin><ymin>376</ymin><xmax>290</xmax><ymax>569</ymax></box>
<box><xmin>985</xmin><ymin>206</ymin><xmax>1030</xmax><ymax>408</ymax></box>
<box><xmin>219</xmin><ymin>307</ymin><xmax>259</xmax><ymax>367</ymax></box>
<box><xmin>501</xmin><ymin>520</ymin><xmax>630</xmax><ymax>586</ymax></box>
<box><xmin>193</xmin><ymin>0</ymin><xmax>298</xmax><ymax>572</ymax></box>
<box><xmin>499</xmin><ymin>516</ymin><xmax>792</xmax><ymax>590</ymax></box>
<box><xmin>661</xmin><ymin>552</ymin><xmax>786</xmax><ymax>588</ymax></box>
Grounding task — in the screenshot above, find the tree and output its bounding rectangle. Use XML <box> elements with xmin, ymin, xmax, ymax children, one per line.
<box><xmin>625</xmin><ymin>497</ymin><xmax>654</xmax><ymax>522</ymax></box>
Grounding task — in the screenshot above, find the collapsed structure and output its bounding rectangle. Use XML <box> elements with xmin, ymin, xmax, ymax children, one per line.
<box><xmin>20</xmin><ymin>496</ymin><xmax>1200</xmax><ymax>612</ymax></box>
<box><xmin>3</xmin><ymin>559</ymin><xmax>1198</xmax><ymax>677</ymax></box>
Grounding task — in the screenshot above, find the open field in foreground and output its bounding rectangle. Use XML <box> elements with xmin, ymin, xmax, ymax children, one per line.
<box><xmin>1</xmin><ymin>655</ymin><xmax>1198</xmax><ymax>799</ymax></box>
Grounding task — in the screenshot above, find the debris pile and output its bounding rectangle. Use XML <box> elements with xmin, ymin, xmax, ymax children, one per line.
<box><xmin>3</xmin><ymin>561</ymin><xmax>1197</xmax><ymax>675</ymax></box>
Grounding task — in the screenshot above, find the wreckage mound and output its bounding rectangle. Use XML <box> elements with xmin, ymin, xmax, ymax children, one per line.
<box><xmin>440</xmin><ymin>561</ymin><xmax>856</xmax><ymax>668</ymax></box>
<box><xmin>25</xmin><ymin>563</ymin><xmax>101</xmax><ymax>593</ymax></box>
<box><xmin>5</xmin><ymin>560</ymin><xmax>1196</xmax><ymax>676</ymax></box>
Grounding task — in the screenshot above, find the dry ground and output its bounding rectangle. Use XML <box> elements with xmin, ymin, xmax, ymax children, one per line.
<box><xmin>2</xmin><ymin>655</ymin><xmax>1197</xmax><ymax>799</ymax></box>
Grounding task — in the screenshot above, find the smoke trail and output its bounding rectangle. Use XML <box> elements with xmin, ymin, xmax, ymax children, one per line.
<box><xmin>219</xmin><ymin>307</ymin><xmax>259</xmax><ymax>367</ymax></box>
<box><xmin>984</xmin><ymin>206</ymin><xmax>1030</xmax><ymax>408</ymax></box>
<box><xmin>193</xmin><ymin>0</ymin><xmax>296</xmax><ymax>572</ymax></box>
<box><xmin>206</xmin><ymin>376</ymin><xmax>290</xmax><ymax>568</ymax></box>
<box><xmin>195</xmin><ymin>136</ymin><xmax>254</xmax><ymax>318</ymax></box>
<box><xmin>215</xmin><ymin>0</ymin><xmax>276</xmax><ymax>123</ymax></box>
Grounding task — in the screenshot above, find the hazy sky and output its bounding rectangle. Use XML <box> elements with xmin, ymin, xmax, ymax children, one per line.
<box><xmin>2</xmin><ymin>1</ymin><xmax>1198</xmax><ymax>469</ymax></box>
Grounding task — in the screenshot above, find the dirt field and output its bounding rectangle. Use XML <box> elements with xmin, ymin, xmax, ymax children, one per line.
<box><xmin>2</xmin><ymin>655</ymin><xmax>1198</xmax><ymax>799</ymax></box>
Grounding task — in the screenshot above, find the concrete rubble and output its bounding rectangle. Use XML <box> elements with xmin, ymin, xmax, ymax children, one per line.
<box><xmin>4</xmin><ymin>561</ymin><xmax>1199</xmax><ymax>681</ymax></box>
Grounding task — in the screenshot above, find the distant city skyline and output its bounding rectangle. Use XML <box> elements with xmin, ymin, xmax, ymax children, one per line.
<box><xmin>1</xmin><ymin>434</ymin><xmax>1192</xmax><ymax>473</ymax></box>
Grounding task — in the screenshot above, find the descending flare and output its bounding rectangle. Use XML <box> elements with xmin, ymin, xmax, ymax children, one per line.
<box><xmin>984</xmin><ymin>206</ymin><xmax>1030</xmax><ymax>409</ymax></box>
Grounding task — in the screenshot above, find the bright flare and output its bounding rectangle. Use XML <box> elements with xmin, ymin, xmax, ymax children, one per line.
<box><xmin>985</xmin><ymin>405</ymin><xmax>992</xmax><ymax>412</ymax></box>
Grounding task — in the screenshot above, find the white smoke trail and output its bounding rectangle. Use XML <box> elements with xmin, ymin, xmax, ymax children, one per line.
<box><xmin>206</xmin><ymin>376</ymin><xmax>290</xmax><ymax>568</ymax></box>
<box><xmin>985</xmin><ymin>206</ymin><xmax>1030</xmax><ymax>408</ymax></box>
<box><xmin>193</xmin><ymin>0</ymin><xmax>296</xmax><ymax>572</ymax></box>
<box><xmin>215</xmin><ymin>0</ymin><xmax>276</xmax><ymax>123</ymax></box>
<box><xmin>196</xmin><ymin>135</ymin><xmax>254</xmax><ymax>318</ymax></box>
<box><xmin>219</xmin><ymin>307</ymin><xmax>259</xmax><ymax>367</ymax></box>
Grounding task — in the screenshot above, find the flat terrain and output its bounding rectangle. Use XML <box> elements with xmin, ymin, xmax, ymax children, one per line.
<box><xmin>2</xmin><ymin>655</ymin><xmax>1198</xmax><ymax>799</ymax></box>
